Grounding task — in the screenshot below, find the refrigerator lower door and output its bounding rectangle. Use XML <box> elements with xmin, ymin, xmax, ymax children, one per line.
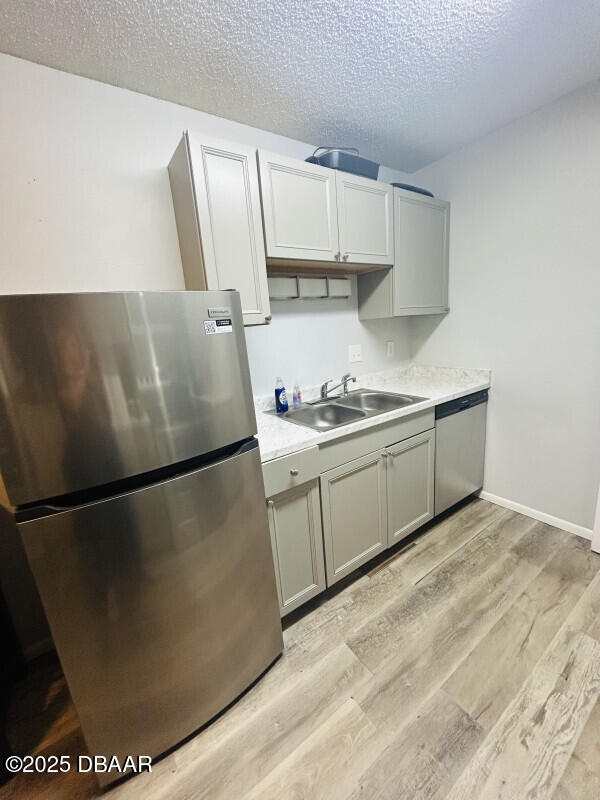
<box><xmin>19</xmin><ymin>441</ymin><xmax>282</xmax><ymax>786</ymax></box>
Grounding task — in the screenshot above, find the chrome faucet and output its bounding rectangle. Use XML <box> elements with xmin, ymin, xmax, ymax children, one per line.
<box><xmin>320</xmin><ymin>373</ymin><xmax>356</xmax><ymax>400</ymax></box>
<box><xmin>340</xmin><ymin>373</ymin><xmax>356</xmax><ymax>395</ymax></box>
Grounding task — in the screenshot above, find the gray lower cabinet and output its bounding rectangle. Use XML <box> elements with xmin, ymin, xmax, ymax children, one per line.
<box><xmin>265</xmin><ymin>420</ymin><xmax>437</xmax><ymax>613</ymax></box>
<box><xmin>320</xmin><ymin>449</ymin><xmax>388</xmax><ymax>586</ymax></box>
<box><xmin>387</xmin><ymin>429</ymin><xmax>435</xmax><ymax>545</ymax></box>
<box><xmin>267</xmin><ymin>480</ymin><xmax>326</xmax><ymax>616</ymax></box>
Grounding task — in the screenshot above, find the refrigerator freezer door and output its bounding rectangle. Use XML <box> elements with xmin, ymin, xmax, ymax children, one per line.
<box><xmin>19</xmin><ymin>441</ymin><xmax>282</xmax><ymax>784</ymax></box>
<box><xmin>0</xmin><ymin>291</ymin><xmax>256</xmax><ymax>506</ymax></box>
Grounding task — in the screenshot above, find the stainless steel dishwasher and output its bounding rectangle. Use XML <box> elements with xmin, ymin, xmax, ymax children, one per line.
<box><xmin>434</xmin><ymin>390</ymin><xmax>488</xmax><ymax>515</ymax></box>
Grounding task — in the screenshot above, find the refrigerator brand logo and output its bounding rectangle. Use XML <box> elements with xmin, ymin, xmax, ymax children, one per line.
<box><xmin>204</xmin><ymin>319</ymin><xmax>233</xmax><ymax>335</ymax></box>
<box><xmin>208</xmin><ymin>307</ymin><xmax>231</xmax><ymax>318</ymax></box>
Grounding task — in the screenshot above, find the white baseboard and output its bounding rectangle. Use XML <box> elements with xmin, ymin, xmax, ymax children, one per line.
<box><xmin>478</xmin><ymin>491</ymin><xmax>593</xmax><ymax>541</ymax></box>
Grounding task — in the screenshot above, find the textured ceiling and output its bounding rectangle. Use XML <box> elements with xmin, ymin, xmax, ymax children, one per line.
<box><xmin>2</xmin><ymin>0</ymin><xmax>600</xmax><ymax>171</ymax></box>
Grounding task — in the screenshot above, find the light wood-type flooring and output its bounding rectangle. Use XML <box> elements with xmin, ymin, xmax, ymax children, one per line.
<box><xmin>3</xmin><ymin>498</ymin><xmax>600</xmax><ymax>799</ymax></box>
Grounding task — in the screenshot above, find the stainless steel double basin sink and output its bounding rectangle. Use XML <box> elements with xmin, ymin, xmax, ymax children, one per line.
<box><xmin>277</xmin><ymin>389</ymin><xmax>427</xmax><ymax>431</ymax></box>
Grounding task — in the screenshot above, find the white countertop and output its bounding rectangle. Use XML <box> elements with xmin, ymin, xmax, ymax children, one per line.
<box><xmin>255</xmin><ymin>364</ymin><xmax>491</xmax><ymax>463</ymax></box>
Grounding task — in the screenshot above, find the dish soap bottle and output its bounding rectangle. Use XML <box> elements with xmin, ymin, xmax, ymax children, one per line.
<box><xmin>275</xmin><ymin>377</ymin><xmax>288</xmax><ymax>414</ymax></box>
<box><xmin>292</xmin><ymin>382</ymin><xmax>302</xmax><ymax>408</ymax></box>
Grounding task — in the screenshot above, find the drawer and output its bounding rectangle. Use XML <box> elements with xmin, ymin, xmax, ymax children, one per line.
<box><xmin>268</xmin><ymin>276</ymin><xmax>298</xmax><ymax>299</ymax></box>
<box><xmin>297</xmin><ymin>277</ymin><xmax>328</xmax><ymax>299</ymax></box>
<box><xmin>262</xmin><ymin>446</ymin><xmax>320</xmax><ymax>498</ymax></box>
<box><xmin>318</xmin><ymin>409</ymin><xmax>434</xmax><ymax>473</ymax></box>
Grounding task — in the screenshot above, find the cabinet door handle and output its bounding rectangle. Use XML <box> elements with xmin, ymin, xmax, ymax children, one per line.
<box><xmin>290</xmin><ymin>469</ymin><xmax>299</xmax><ymax>476</ymax></box>
<box><xmin>342</xmin><ymin>253</ymin><xmax>349</xmax><ymax>262</ymax></box>
<box><xmin>267</xmin><ymin>499</ymin><xmax>274</xmax><ymax>507</ymax></box>
<box><xmin>381</xmin><ymin>450</ymin><xmax>388</xmax><ymax>458</ymax></box>
<box><xmin>265</xmin><ymin>314</ymin><xmax>272</xmax><ymax>322</ymax></box>
<box><xmin>334</xmin><ymin>251</ymin><xmax>341</xmax><ymax>262</ymax></box>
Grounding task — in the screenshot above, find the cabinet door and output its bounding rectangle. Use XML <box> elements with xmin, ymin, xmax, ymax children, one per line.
<box><xmin>258</xmin><ymin>150</ymin><xmax>340</xmax><ymax>262</ymax></box>
<box><xmin>186</xmin><ymin>133</ymin><xmax>270</xmax><ymax>326</ymax></box>
<box><xmin>336</xmin><ymin>173</ymin><xmax>393</xmax><ymax>265</ymax></box>
<box><xmin>321</xmin><ymin>450</ymin><xmax>387</xmax><ymax>586</ymax></box>
<box><xmin>267</xmin><ymin>480</ymin><xmax>326</xmax><ymax>616</ymax></box>
<box><xmin>393</xmin><ymin>188</ymin><xmax>449</xmax><ymax>314</ymax></box>
<box><xmin>387</xmin><ymin>429</ymin><xmax>435</xmax><ymax>546</ymax></box>
<box><xmin>357</xmin><ymin>190</ymin><xmax>449</xmax><ymax>320</ymax></box>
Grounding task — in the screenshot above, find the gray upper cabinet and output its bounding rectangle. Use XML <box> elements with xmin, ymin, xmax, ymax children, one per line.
<box><xmin>257</xmin><ymin>150</ymin><xmax>393</xmax><ymax>267</ymax></box>
<box><xmin>267</xmin><ymin>480</ymin><xmax>326</xmax><ymax>616</ymax></box>
<box><xmin>387</xmin><ymin>429</ymin><xmax>435</xmax><ymax>546</ymax></box>
<box><xmin>320</xmin><ymin>449</ymin><xmax>388</xmax><ymax>585</ymax></box>
<box><xmin>358</xmin><ymin>187</ymin><xmax>450</xmax><ymax>318</ymax></box>
<box><xmin>336</xmin><ymin>172</ymin><xmax>393</xmax><ymax>265</ymax></box>
<box><xmin>394</xmin><ymin>189</ymin><xmax>449</xmax><ymax>312</ymax></box>
<box><xmin>168</xmin><ymin>132</ymin><xmax>270</xmax><ymax>326</ymax></box>
<box><xmin>257</xmin><ymin>150</ymin><xmax>339</xmax><ymax>262</ymax></box>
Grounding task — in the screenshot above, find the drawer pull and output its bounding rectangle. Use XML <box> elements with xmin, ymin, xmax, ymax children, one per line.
<box><xmin>290</xmin><ymin>468</ymin><xmax>299</xmax><ymax>476</ymax></box>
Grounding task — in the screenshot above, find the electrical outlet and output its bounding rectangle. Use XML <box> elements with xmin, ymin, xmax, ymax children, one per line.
<box><xmin>386</xmin><ymin>340</ymin><xmax>395</xmax><ymax>358</ymax></box>
<box><xmin>348</xmin><ymin>344</ymin><xmax>363</xmax><ymax>363</ymax></box>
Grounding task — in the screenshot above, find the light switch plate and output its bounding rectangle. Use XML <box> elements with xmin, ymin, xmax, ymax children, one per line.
<box><xmin>348</xmin><ymin>344</ymin><xmax>363</xmax><ymax>363</ymax></box>
<box><xmin>386</xmin><ymin>340</ymin><xmax>395</xmax><ymax>358</ymax></box>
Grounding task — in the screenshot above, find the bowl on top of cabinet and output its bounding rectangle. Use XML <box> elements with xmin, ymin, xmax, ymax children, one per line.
<box><xmin>305</xmin><ymin>147</ymin><xmax>380</xmax><ymax>180</ymax></box>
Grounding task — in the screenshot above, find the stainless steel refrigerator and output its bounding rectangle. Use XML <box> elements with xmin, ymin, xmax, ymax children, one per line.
<box><xmin>0</xmin><ymin>290</ymin><xmax>283</xmax><ymax>785</ymax></box>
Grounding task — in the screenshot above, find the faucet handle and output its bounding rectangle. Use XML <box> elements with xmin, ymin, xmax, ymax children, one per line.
<box><xmin>320</xmin><ymin>379</ymin><xmax>334</xmax><ymax>399</ymax></box>
<box><xmin>341</xmin><ymin>373</ymin><xmax>356</xmax><ymax>396</ymax></box>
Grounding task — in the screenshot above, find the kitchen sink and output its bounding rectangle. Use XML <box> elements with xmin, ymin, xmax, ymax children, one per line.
<box><xmin>274</xmin><ymin>388</ymin><xmax>427</xmax><ymax>431</ymax></box>
<box><xmin>281</xmin><ymin>402</ymin><xmax>366</xmax><ymax>431</ymax></box>
<box><xmin>335</xmin><ymin>390</ymin><xmax>423</xmax><ymax>413</ymax></box>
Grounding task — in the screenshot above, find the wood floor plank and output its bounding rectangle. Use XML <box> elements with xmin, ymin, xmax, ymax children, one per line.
<box><xmin>552</xmin><ymin>699</ymin><xmax>600</xmax><ymax>800</ymax></box>
<box><xmin>353</xmin><ymin>549</ymin><xmax>541</xmax><ymax>734</ymax></box>
<box><xmin>348</xmin><ymin>691</ymin><xmax>484</xmax><ymax>800</ymax></box>
<box><xmin>443</xmin><ymin>533</ymin><xmax>600</xmax><ymax>732</ymax></box>
<box><xmin>446</xmin><ymin>625</ymin><xmax>600</xmax><ymax>800</ymax></box>
<box><xmin>140</xmin><ymin>643</ymin><xmax>372</xmax><ymax>800</ymax></box>
<box><xmin>283</xmin><ymin>499</ymin><xmax>507</xmax><ymax>655</ymax></box>
<box><xmin>0</xmin><ymin>727</ymin><xmax>100</xmax><ymax>800</ymax></box>
<box><xmin>283</xmin><ymin>567</ymin><xmax>410</xmax><ymax>656</ymax></box>
<box><xmin>384</xmin><ymin>498</ymin><xmax>509</xmax><ymax>584</ymax></box>
<box><xmin>564</xmin><ymin>568</ymin><xmax>600</xmax><ymax>641</ymax></box>
<box><xmin>509</xmin><ymin>521</ymin><xmax>575</xmax><ymax>568</ymax></box>
<box><xmin>241</xmin><ymin>698</ymin><xmax>381</xmax><ymax>800</ymax></box>
<box><xmin>347</xmin><ymin>513</ymin><xmax>547</xmax><ymax>675</ymax></box>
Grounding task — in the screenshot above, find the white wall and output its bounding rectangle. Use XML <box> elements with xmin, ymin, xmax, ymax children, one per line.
<box><xmin>246</xmin><ymin>283</ymin><xmax>411</xmax><ymax>397</ymax></box>
<box><xmin>0</xmin><ymin>52</ymin><xmax>319</xmax><ymax>292</ymax></box>
<box><xmin>0</xmin><ymin>53</ymin><xmax>411</xmax><ymax>395</ymax></box>
<box><xmin>409</xmin><ymin>79</ymin><xmax>600</xmax><ymax>531</ymax></box>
